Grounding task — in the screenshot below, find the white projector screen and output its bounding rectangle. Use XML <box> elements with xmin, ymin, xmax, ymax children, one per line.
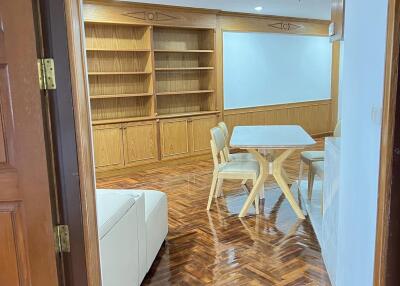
<box><xmin>223</xmin><ymin>32</ymin><xmax>332</xmax><ymax>110</ymax></box>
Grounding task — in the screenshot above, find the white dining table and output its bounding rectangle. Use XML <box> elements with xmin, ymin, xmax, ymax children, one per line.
<box><xmin>230</xmin><ymin>125</ymin><xmax>316</xmax><ymax>218</ymax></box>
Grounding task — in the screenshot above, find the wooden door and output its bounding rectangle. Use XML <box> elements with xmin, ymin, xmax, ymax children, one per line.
<box><xmin>190</xmin><ymin>115</ymin><xmax>218</xmax><ymax>154</ymax></box>
<box><xmin>160</xmin><ymin>118</ymin><xmax>190</xmax><ymax>159</ymax></box>
<box><xmin>0</xmin><ymin>1</ymin><xmax>59</xmax><ymax>285</ymax></box>
<box><xmin>93</xmin><ymin>124</ymin><xmax>124</xmax><ymax>170</ymax></box>
<box><xmin>124</xmin><ymin>121</ymin><xmax>158</xmax><ymax>166</ymax></box>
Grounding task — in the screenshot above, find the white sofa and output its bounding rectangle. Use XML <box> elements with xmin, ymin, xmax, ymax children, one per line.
<box><xmin>96</xmin><ymin>189</ymin><xmax>168</xmax><ymax>286</ymax></box>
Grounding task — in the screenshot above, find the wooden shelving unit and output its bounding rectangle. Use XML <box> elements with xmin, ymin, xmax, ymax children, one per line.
<box><xmin>85</xmin><ymin>20</ymin><xmax>218</xmax><ymax>170</ymax></box>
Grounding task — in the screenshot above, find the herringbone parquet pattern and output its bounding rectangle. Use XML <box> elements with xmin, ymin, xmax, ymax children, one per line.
<box><xmin>97</xmin><ymin>139</ymin><xmax>331</xmax><ymax>286</ymax></box>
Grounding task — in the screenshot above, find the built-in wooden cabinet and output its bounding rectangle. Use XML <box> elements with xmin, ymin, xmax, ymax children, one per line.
<box><xmin>124</xmin><ymin>121</ymin><xmax>158</xmax><ymax>166</ymax></box>
<box><xmin>84</xmin><ymin>2</ymin><xmax>220</xmax><ymax>171</ymax></box>
<box><xmin>160</xmin><ymin>118</ymin><xmax>190</xmax><ymax>159</ymax></box>
<box><xmin>92</xmin><ymin>124</ymin><xmax>124</xmax><ymax>170</ymax></box>
<box><xmin>93</xmin><ymin>121</ymin><xmax>158</xmax><ymax>171</ymax></box>
<box><xmin>160</xmin><ymin>115</ymin><xmax>218</xmax><ymax>160</ymax></box>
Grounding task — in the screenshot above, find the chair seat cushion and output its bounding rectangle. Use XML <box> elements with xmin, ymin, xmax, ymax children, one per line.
<box><xmin>229</xmin><ymin>152</ymin><xmax>256</xmax><ymax>161</ymax></box>
<box><xmin>218</xmin><ymin>161</ymin><xmax>259</xmax><ymax>178</ymax></box>
<box><xmin>301</xmin><ymin>151</ymin><xmax>325</xmax><ymax>162</ymax></box>
<box><xmin>312</xmin><ymin>161</ymin><xmax>325</xmax><ymax>178</ymax></box>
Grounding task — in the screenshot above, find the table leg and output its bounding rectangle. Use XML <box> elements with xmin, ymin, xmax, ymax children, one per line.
<box><xmin>272</xmin><ymin>149</ymin><xmax>305</xmax><ymax>219</ymax></box>
<box><xmin>239</xmin><ymin>150</ymin><xmax>267</xmax><ymax>218</ymax></box>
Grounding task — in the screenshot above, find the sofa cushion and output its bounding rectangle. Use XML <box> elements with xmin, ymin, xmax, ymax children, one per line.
<box><xmin>96</xmin><ymin>190</ymin><xmax>137</xmax><ymax>239</ymax></box>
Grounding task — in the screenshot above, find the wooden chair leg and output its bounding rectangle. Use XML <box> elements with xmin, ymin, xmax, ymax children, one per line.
<box><xmin>207</xmin><ymin>172</ymin><xmax>218</xmax><ymax>210</ymax></box>
<box><xmin>255</xmin><ymin>193</ymin><xmax>260</xmax><ymax>215</ymax></box>
<box><xmin>259</xmin><ymin>183</ymin><xmax>265</xmax><ymax>200</ymax></box>
<box><xmin>308</xmin><ymin>167</ymin><xmax>315</xmax><ymax>201</ymax></box>
<box><xmin>215</xmin><ymin>178</ymin><xmax>224</xmax><ymax>198</ymax></box>
<box><xmin>298</xmin><ymin>160</ymin><xmax>304</xmax><ymax>192</ymax></box>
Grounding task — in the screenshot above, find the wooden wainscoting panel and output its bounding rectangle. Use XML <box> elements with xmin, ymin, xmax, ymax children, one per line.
<box><xmin>124</xmin><ymin>121</ymin><xmax>158</xmax><ymax>165</ymax></box>
<box><xmin>160</xmin><ymin>118</ymin><xmax>190</xmax><ymax>159</ymax></box>
<box><xmin>83</xmin><ymin>1</ymin><xmax>217</xmax><ymax>28</ymax></box>
<box><xmin>224</xmin><ymin>100</ymin><xmax>332</xmax><ymax>137</ymax></box>
<box><xmin>190</xmin><ymin>115</ymin><xmax>217</xmax><ymax>154</ymax></box>
<box><xmin>92</xmin><ymin>124</ymin><xmax>124</xmax><ymax>170</ymax></box>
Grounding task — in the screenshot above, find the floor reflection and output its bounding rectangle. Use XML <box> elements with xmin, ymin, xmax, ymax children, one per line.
<box><xmin>97</xmin><ymin>139</ymin><xmax>331</xmax><ymax>285</ymax></box>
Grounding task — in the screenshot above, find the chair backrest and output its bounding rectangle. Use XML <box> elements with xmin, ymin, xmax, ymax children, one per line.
<box><xmin>217</xmin><ymin>122</ymin><xmax>230</xmax><ymax>161</ymax></box>
<box><xmin>333</xmin><ymin>120</ymin><xmax>341</xmax><ymax>137</ymax></box>
<box><xmin>210</xmin><ymin>127</ymin><xmax>226</xmax><ymax>167</ymax></box>
<box><xmin>218</xmin><ymin>122</ymin><xmax>229</xmax><ymax>143</ymax></box>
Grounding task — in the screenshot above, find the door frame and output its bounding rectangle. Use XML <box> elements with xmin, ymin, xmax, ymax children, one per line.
<box><xmin>63</xmin><ymin>0</ymin><xmax>400</xmax><ymax>285</ymax></box>
<box><xmin>63</xmin><ymin>0</ymin><xmax>101</xmax><ymax>285</ymax></box>
<box><xmin>374</xmin><ymin>0</ymin><xmax>400</xmax><ymax>285</ymax></box>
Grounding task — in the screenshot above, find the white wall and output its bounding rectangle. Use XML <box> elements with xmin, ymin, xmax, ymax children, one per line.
<box><xmin>336</xmin><ymin>1</ymin><xmax>389</xmax><ymax>285</ymax></box>
<box><xmin>223</xmin><ymin>32</ymin><xmax>332</xmax><ymax>109</ymax></box>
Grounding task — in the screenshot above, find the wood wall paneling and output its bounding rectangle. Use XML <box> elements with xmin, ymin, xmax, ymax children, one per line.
<box><xmin>224</xmin><ymin>100</ymin><xmax>332</xmax><ymax>137</ymax></box>
<box><xmin>331</xmin><ymin>0</ymin><xmax>345</xmax><ymax>41</ymax></box>
<box><xmin>331</xmin><ymin>41</ymin><xmax>341</xmax><ymax>129</ymax></box>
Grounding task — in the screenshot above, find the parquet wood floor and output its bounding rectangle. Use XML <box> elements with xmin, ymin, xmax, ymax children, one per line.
<box><xmin>97</xmin><ymin>139</ymin><xmax>331</xmax><ymax>286</ymax></box>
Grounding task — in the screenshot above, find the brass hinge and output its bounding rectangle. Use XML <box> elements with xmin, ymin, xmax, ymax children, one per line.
<box><xmin>37</xmin><ymin>58</ymin><xmax>56</xmax><ymax>90</ymax></box>
<box><xmin>54</xmin><ymin>225</ymin><xmax>70</xmax><ymax>253</ymax></box>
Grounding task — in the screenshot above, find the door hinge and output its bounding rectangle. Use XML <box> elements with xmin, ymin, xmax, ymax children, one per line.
<box><xmin>54</xmin><ymin>225</ymin><xmax>70</xmax><ymax>253</ymax></box>
<box><xmin>37</xmin><ymin>58</ymin><xmax>56</xmax><ymax>90</ymax></box>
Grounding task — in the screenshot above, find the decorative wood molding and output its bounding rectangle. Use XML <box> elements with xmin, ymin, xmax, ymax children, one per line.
<box><xmin>268</xmin><ymin>22</ymin><xmax>303</xmax><ymax>31</ymax></box>
<box><xmin>83</xmin><ymin>1</ymin><xmax>217</xmax><ymax>28</ymax></box>
<box><xmin>122</xmin><ymin>11</ymin><xmax>179</xmax><ymax>22</ymax></box>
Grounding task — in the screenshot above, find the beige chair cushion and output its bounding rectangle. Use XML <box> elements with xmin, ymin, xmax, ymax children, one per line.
<box><xmin>312</xmin><ymin>161</ymin><xmax>324</xmax><ymax>178</ymax></box>
<box><xmin>229</xmin><ymin>152</ymin><xmax>256</xmax><ymax>161</ymax></box>
<box><xmin>301</xmin><ymin>151</ymin><xmax>325</xmax><ymax>163</ymax></box>
<box><xmin>218</xmin><ymin>161</ymin><xmax>260</xmax><ymax>178</ymax></box>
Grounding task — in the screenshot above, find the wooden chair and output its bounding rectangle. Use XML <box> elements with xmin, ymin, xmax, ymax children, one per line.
<box><xmin>298</xmin><ymin>120</ymin><xmax>340</xmax><ymax>200</ymax></box>
<box><xmin>218</xmin><ymin>122</ymin><xmax>255</xmax><ymax>163</ymax></box>
<box><xmin>207</xmin><ymin>127</ymin><xmax>261</xmax><ymax>213</ymax></box>
<box><xmin>217</xmin><ymin>122</ymin><xmax>264</xmax><ymax>199</ymax></box>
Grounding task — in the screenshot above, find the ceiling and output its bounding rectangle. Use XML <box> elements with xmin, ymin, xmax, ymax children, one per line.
<box><xmin>123</xmin><ymin>0</ymin><xmax>331</xmax><ymax>20</ymax></box>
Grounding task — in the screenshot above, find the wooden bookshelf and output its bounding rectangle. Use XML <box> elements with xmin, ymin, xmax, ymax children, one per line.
<box><xmin>85</xmin><ymin>20</ymin><xmax>217</xmax><ymax>169</ymax></box>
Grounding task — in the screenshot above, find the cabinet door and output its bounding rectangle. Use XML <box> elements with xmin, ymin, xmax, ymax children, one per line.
<box><xmin>190</xmin><ymin>115</ymin><xmax>218</xmax><ymax>154</ymax></box>
<box><xmin>160</xmin><ymin>118</ymin><xmax>189</xmax><ymax>160</ymax></box>
<box><xmin>92</xmin><ymin>124</ymin><xmax>124</xmax><ymax>170</ymax></box>
<box><xmin>124</xmin><ymin>121</ymin><xmax>158</xmax><ymax>166</ymax></box>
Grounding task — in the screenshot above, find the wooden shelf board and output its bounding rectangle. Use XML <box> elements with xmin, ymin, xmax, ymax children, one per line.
<box><xmin>88</xmin><ymin>71</ymin><xmax>151</xmax><ymax>76</ymax></box>
<box><xmin>156</xmin><ymin>90</ymin><xmax>214</xmax><ymax>96</ymax></box>
<box><xmin>92</xmin><ymin>116</ymin><xmax>155</xmax><ymax>125</ymax></box>
<box><xmin>154</xmin><ymin>49</ymin><xmax>214</xmax><ymax>53</ymax></box>
<box><xmin>155</xmin><ymin>67</ymin><xmax>214</xmax><ymax>71</ymax></box>
<box><xmin>86</xmin><ymin>48</ymin><xmax>151</xmax><ymax>52</ymax></box>
<box><xmin>90</xmin><ymin>93</ymin><xmax>153</xmax><ymax>99</ymax></box>
<box><xmin>157</xmin><ymin>111</ymin><xmax>220</xmax><ymax>119</ymax></box>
